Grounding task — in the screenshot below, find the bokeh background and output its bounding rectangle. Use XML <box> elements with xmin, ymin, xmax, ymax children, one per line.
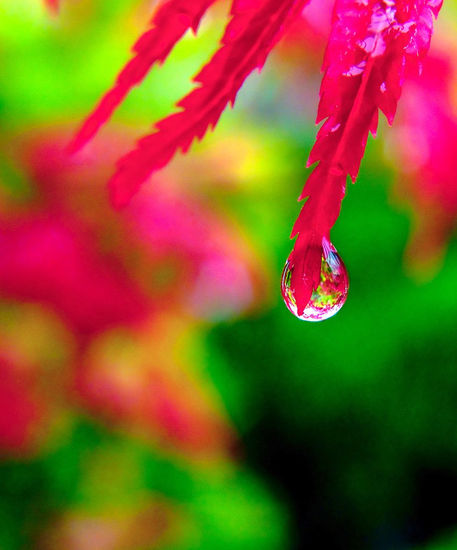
<box><xmin>1</xmin><ymin>1</ymin><xmax>457</xmax><ymax>548</ymax></box>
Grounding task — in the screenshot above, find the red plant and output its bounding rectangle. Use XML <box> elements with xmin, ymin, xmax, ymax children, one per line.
<box><xmin>70</xmin><ymin>0</ymin><xmax>310</xmax><ymax>206</ymax></box>
<box><xmin>69</xmin><ymin>0</ymin><xmax>444</xmax><ymax>320</ymax></box>
<box><xmin>288</xmin><ymin>0</ymin><xmax>443</xmax><ymax>315</ymax></box>
<box><xmin>0</xmin><ymin>128</ymin><xmax>264</xmax><ymax>457</ymax></box>
<box><xmin>0</xmin><ymin>129</ymin><xmax>264</xmax><ymax>336</ymax></box>
<box><xmin>68</xmin><ymin>0</ymin><xmax>220</xmax><ymax>156</ymax></box>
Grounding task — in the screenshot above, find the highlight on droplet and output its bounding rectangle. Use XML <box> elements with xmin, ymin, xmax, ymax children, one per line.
<box><xmin>281</xmin><ymin>246</ymin><xmax>349</xmax><ymax>322</ymax></box>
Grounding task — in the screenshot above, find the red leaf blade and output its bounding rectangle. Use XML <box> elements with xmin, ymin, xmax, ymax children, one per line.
<box><xmin>290</xmin><ymin>0</ymin><xmax>443</xmax><ymax>315</ymax></box>
<box><xmin>108</xmin><ymin>0</ymin><xmax>310</xmax><ymax>207</ymax></box>
<box><xmin>68</xmin><ymin>0</ymin><xmax>219</xmax><ymax>153</ymax></box>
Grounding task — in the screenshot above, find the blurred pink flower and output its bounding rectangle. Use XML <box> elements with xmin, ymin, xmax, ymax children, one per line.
<box><xmin>0</xmin><ymin>213</ymin><xmax>149</xmax><ymax>336</ymax></box>
<box><xmin>0</xmin><ymin>130</ymin><xmax>267</xmax><ymax>337</ymax></box>
<box><xmin>0</xmin><ymin>127</ymin><xmax>266</xmax><ymax>457</ymax></box>
<box><xmin>390</xmin><ymin>36</ymin><xmax>457</xmax><ymax>275</ymax></box>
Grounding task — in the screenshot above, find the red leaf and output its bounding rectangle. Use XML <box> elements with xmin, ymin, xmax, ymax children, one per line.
<box><xmin>289</xmin><ymin>0</ymin><xmax>443</xmax><ymax>315</ymax></box>
<box><xmin>108</xmin><ymin>0</ymin><xmax>310</xmax><ymax>207</ymax></box>
<box><xmin>68</xmin><ymin>0</ymin><xmax>219</xmax><ymax>153</ymax></box>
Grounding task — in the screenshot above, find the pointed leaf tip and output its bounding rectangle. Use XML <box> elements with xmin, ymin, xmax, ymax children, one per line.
<box><xmin>70</xmin><ymin>0</ymin><xmax>220</xmax><ymax>153</ymax></box>
<box><xmin>289</xmin><ymin>0</ymin><xmax>443</xmax><ymax>276</ymax></box>
<box><xmin>108</xmin><ymin>0</ymin><xmax>310</xmax><ymax>204</ymax></box>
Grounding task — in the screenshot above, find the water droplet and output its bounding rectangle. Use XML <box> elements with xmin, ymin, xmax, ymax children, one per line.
<box><xmin>281</xmin><ymin>248</ymin><xmax>349</xmax><ymax>322</ymax></box>
<box><xmin>343</xmin><ymin>61</ymin><xmax>367</xmax><ymax>77</ymax></box>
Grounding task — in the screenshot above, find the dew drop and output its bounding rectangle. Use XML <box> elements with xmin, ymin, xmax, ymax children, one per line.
<box><xmin>343</xmin><ymin>61</ymin><xmax>367</xmax><ymax>77</ymax></box>
<box><xmin>281</xmin><ymin>248</ymin><xmax>349</xmax><ymax>322</ymax></box>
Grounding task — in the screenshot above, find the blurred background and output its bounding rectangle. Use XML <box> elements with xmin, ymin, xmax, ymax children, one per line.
<box><xmin>1</xmin><ymin>1</ymin><xmax>457</xmax><ymax>548</ymax></box>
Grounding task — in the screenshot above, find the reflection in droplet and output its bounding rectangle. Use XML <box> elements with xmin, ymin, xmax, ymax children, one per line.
<box><xmin>281</xmin><ymin>248</ymin><xmax>349</xmax><ymax>322</ymax></box>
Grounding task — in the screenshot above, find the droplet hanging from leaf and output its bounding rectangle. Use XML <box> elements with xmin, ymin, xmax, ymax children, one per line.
<box><xmin>281</xmin><ymin>245</ymin><xmax>349</xmax><ymax>322</ymax></box>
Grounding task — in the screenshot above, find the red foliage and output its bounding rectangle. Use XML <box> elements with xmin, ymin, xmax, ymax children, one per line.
<box><xmin>1</xmin><ymin>129</ymin><xmax>264</xmax><ymax>336</ymax></box>
<box><xmin>70</xmin><ymin>0</ymin><xmax>310</xmax><ymax>206</ymax></box>
<box><xmin>288</xmin><ymin>0</ymin><xmax>443</xmax><ymax>314</ymax></box>
<box><xmin>69</xmin><ymin>0</ymin><xmax>220</xmax><ymax>154</ymax></box>
<box><xmin>0</xmin><ymin>214</ymin><xmax>149</xmax><ymax>335</ymax></box>
<box><xmin>0</xmin><ymin>128</ymin><xmax>266</xmax><ymax>456</ymax></box>
<box><xmin>67</xmin><ymin>0</ymin><xmax>445</xmax><ymax>316</ymax></box>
